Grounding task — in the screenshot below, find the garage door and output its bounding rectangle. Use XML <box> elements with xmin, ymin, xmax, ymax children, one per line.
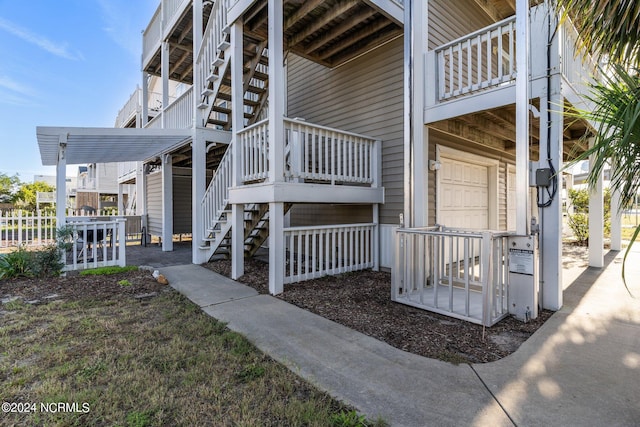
<box><xmin>438</xmin><ymin>157</ymin><xmax>489</xmax><ymax>229</ymax></box>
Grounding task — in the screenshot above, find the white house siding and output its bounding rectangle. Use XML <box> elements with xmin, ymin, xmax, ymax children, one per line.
<box><xmin>146</xmin><ymin>171</ymin><xmax>162</xmax><ymax>237</ymax></box>
<box><xmin>145</xmin><ymin>167</ymin><xmax>195</xmax><ymax>238</ymax></box>
<box><xmin>428</xmin><ymin>0</ymin><xmax>495</xmax><ymax>50</ymax></box>
<box><xmin>287</xmin><ymin>37</ymin><xmax>404</xmax><ymax>226</ymax></box>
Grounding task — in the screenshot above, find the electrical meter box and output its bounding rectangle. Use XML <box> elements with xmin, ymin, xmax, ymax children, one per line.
<box><xmin>507</xmin><ymin>235</ymin><xmax>539</xmax><ymax>322</ymax></box>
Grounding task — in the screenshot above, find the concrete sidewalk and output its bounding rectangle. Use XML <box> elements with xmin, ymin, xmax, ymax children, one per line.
<box><xmin>161</xmin><ymin>246</ymin><xmax>640</xmax><ymax>427</ymax></box>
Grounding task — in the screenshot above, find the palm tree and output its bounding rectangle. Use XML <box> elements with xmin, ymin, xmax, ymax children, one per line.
<box><xmin>555</xmin><ymin>0</ymin><xmax>640</xmax><ymax>287</ymax></box>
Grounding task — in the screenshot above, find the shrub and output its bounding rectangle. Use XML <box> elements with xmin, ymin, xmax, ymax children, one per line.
<box><xmin>566</xmin><ymin>188</ymin><xmax>611</xmax><ymax>243</ymax></box>
<box><xmin>0</xmin><ymin>246</ymin><xmax>34</xmax><ymax>279</ymax></box>
<box><xmin>31</xmin><ymin>245</ymin><xmax>65</xmax><ymax>277</ymax></box>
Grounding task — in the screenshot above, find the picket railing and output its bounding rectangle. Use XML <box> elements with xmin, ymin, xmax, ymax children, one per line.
<box><xmin>393</xmin><ymin>226</ymin><xmax>512</xmax><ymax>326</ymax></box>
<box><xmin>285</xmin><ymin>118</ymin><xmax>380</xmax><ymax>185</ymax></box>
<box><xmin>64</xmin><ymin>218</ymin><xmax>126</xmax><ymax>271</ymax></box>
<box><xmin>559</xmin><ymin>14</ymin><xmax>599</xmax><ymax>94</ymax></box>
<box><xmin>195</xmin><ymin>0</ymin><xmax>231</xmax><ymax>102</ymax></box>
<box><xmin>0</xmin><ymin>211</ymin><xmax>57</xmax><ymax>248</ymax></box>
<box><xmin>164</xmin><ymin>86</ymin><xmax>194</xmax><ymax>128</ymax></box>
<box><xmin>284</xmin><ymin>223</ymin><xmax>377</xmax><ymax>284</ymax></box>
<box><xmin>435</xmin><ymin>16</ymin><xmax>516</xmax><ymax>101</ymax></box>
<box><xmin>201</xmin><ymin>143</ymin><xmax>233</xmax><ymax>239</ymax></box>
<box><xmin>239</xmin><ymin>119</ymin><xmax>270</xmax><ymax>182</ymax></box>
<box><xmin>142</xmin><ymin>4</ymin><xmax>162</xmax><ymax>67</ymax></box>
<box><xmin>238</xmin><ymin>118</ymin><xmax>380</xmax><ymax>186</ymax></box>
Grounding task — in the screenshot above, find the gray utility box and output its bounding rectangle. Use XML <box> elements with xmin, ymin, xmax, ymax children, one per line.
<box><xmin>507</xmin><ymin>235</ymin><xmax>539</xmax><ymax>322</ymax></box>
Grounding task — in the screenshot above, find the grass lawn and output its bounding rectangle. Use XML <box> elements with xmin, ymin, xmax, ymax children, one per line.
<box><xmin>0</xmin><ymin>273</ymin><xmax>381</xmax><ymax>426</ymax></box>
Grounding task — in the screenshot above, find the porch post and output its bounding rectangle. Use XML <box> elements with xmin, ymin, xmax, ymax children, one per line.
<box><xmin>192</xmin><ymin>129</ymin><xmax>207</xmax><ymax>263</ymax></box>
<box><xmin>268</xmin><ymin>0</ymin><xmax>285</xmax><ymax>183</ymax></box>
<box><xmin>136</xmin><ymin>163</ymin><xmax>145</xmax><ymax>216</ymax></box>
<box><xmin>404</xmin><ymin>0</ymin><xmax>428</xmax><ymax>227</ymax></box>
<box><xmin>161</xmin><ymin>41</ymin><xmax>170</xmax><ymax>129</ymax></box>
<box><xmin>161</xmin><ymin>153</ymin><xmax>174</xmax><ymax>251</ymax></box>
<box><xmin>588</xmin><ymin>138</ymin><xmax>604</xmax><ymax>267</ymax></box>
<box><xmin>141</xmin><ymin>73</ymin><xmax>149</xmax><ymax>127</ymax></box>
<box><xmin>267</xmin><ymin>0</ymin><xmax>285</xmax><ymax>293</ymax></box>
<box><xmin>515</xmin><ymin>0</ymin><xmax>531</xmax><ymax>236</ymax></box>
<box><xmin>610</xmin><ymin>170</ymin><xmax>622</xmax><ymax>251</ymax></box>
<box><xmin>192</xmin><ymin>0</ymin><xmax>206</xmax><ymax>264</ymax></box>
<box><xmin>117</xmin><ymin>183</ymin><xmax>124</xmax><ymax>215</ymax></box>
<box><xmin>56</xmin><ymin>135</ymin><xmax>67</xmax><ymax>228</ymax></box>
<box><xmin>230</xmin><ymin>18</ymin><xmax>245</xmax><ymax>279</ymax></box>
<box><xmin>269</xmin><ymin>202</ymin><xmax>284</xmax><ymax>294</ymax></box>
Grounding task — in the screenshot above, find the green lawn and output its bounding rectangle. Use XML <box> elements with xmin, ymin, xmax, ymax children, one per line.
<box><xmin>0</xmin><ymin>283</ymin><xmax>383</xmax><ymax>426</ymax></box>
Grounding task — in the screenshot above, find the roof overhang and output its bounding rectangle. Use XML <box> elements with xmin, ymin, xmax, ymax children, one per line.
<box><xmin>36</xmin><ymin>127</ymin><xmax>230</xmax><ymax>166</ymax></box>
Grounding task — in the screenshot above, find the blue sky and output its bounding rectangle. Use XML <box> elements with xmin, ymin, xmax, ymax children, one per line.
<box><xmin>0</xmin><ymin>0</ymin><xmax>158</xmax><ymax>181</ymax></box>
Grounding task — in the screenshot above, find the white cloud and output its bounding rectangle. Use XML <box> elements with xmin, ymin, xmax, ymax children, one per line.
<box><xmin>0</xmin><ymin>16</ymin><xmax>83</xmax><ymax>61</ymax></box>
<box><xmin>97</xmin><ymin>0</ymin><xmax>141</xmax><ymax>57</ymax></box>
<box><xmin>0</xmin><ymin>75</ymin><xmax>34</xmax><ymax>97</ymax></box>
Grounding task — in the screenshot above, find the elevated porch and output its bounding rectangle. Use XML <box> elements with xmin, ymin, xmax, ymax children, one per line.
<box><xmin>424</xmin><ymin>2</ymin><xmax>599</xmax><ymax>124</ymax></box>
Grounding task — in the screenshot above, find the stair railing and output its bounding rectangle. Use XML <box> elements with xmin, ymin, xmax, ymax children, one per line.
<box><xmin>196</xmin><ymin>0</ymin><xmax>231</xmax><ymax>108</ymax></box>
<box><xmin>201</xmin><ymin>141</ymin><xmax>233</xmax><ymax>240</ymax></box>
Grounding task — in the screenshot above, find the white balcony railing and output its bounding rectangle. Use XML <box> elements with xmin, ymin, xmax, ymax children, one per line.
<box><xmin>77</xmin><ymin>177</ymin><xmax>97</xmax><ymax>191</ymax></box>
<box><xmin>142</xmin><ymin>4</ymin><xmax>162</xmax><ymax>66</ymax></box>
<box><xmin>164</xmin><ymin>86</ymin><xmax>194</xmax><ymax>128</ymax></box>
<box><xmin>559</xmin><ymin>14</ymin><xmax>599</xmax><ymax>95</ymax></box>
<box><xmin>115</xmin><ymin>87</ymin><xmax>141</xmax><ymax>128</ymax></box>
<box><xmin>238</xmin><ymin>118</ymin><xmax>380</xmax><ymax>186</ymax></box>
<box><xmin>118</xmin><ymin>161</ymin><xmax>139</xmax><ymax>182</ymax></box>
<box><xmin>435</xmin><ymin>16</ymin><xmax>516</xmax><ymax>101</ymax></box>
<box><xmin>284</xmin><ymin>223</ymin><xmax>377</xmax><ymax>284</ymax></box>
<box><xmin>392</xmin><ymin>226</ymin><xmax>513</xmax><ymax>327</ymax></box>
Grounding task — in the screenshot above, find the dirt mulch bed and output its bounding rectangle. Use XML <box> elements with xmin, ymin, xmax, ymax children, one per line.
<box><xmin>0</xmin><ymin>270</ymin><xmax>168</xmax><ymax>305</ymax></box>
<box><xmin>204</xmin><ymin>259</ymin><xmax>553</xmax><ymax>364</ymax></box>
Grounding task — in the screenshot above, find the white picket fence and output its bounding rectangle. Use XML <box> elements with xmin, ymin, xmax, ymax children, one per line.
<box><xmin>63</xmin><ymin>218</ymin><xmax>127</xmax><ymax>271</ymax></box>
<box><xmin>0</xmin><ymin>210</ymin><xmax>57</xmax><ymax>248</ymax></box>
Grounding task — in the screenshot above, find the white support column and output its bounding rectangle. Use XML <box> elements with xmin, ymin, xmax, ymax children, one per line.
<box><xmin>588</xmin><ymin>138</ymin><xmax>604</xmax><ymax>267</ymax></box>
<box><xmin>539</xmin><ymin>89</ymin><xmax>564</xmax><ymax>310</ymax></box>
<box><xmin>404</xmin><ymin>0</ymin><xmax>428</xmax><ymax>227</ymax></box>
<box><xmin>136</xmin><ymin>163</ymin><xmax>145</xmax><ymax>216</ymax></box>
<box><xmin>269</xmin><ymin>202</ymin><xmax>284</xmax><ymax>294</ymax></box>
<box><xmin>117</xmin><ymin>184</ymin><xmax>124</xmax><ymax>215</ymax></box>
<box><xmin>230</xmin><ymin>19</ymin><xmax>245</xmax><ymax>279</ymax></box>
<box><xmin>192</xmin><ymin>0</ymin><xmax>206</xmax><ymax>264</ymax></box>
<box><xmin>161</xmin><ymin>41</ymin><xmax>170</xmax><ymax>128</ymax></box>
<box><xmin>610</xmin><ymin>168</ymin><xmax>623</xmax><ymax>251</ymax></box>
<box><xmin>268</xmin><ymin>0</ymin><xmax>285</xmax><ymax>183</ymax></box>
<box><xmin>266</xmin><ymin>0</ymin><xmax>285</xmax><ymax>293</ymax></box>
<box><xmin>161</xmin><ymin>153</ymin><xmax>174</xmax><ymax>251</ymax></box>
<box><xmin>141</xmin><ymin>73</ymin><xmax>149</xmax><ymax>127</ymax></box>
<box><xmin>56</xmin><ymin>135</ymin><xmax>67</xmax><ymax>228</ymax></box>
<box><xmin>515</xmin><ymin>0</ymin><xmax>530</xmax><ymax>236</ymax></box>
<box><xmin>192</xmin><ymin>130</ymin><xmax>207</xmax><ymax>263</ymax></box>
<box><xmin>373</xmin><ymin>204</ymin><xmax>380</xmax><ymax>271</ymax></box>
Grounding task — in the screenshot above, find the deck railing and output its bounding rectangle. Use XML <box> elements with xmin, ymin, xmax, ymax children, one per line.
<box><xmin>393</xmin><ymin>226</ymin><xmax>512</xmax><ymax>326</ymax></box>
<box><xmin>118</xmin><ymin>161</ymin><xmax>139</xmax><ymax>182</ymax></box>
<box><xmin>164</xmin><ymin>86</ymin><xmax>194</xmax><ymax>128</ymax></box>
<box><xmin>238</xmin><ymin>118</ymin><xmax>380</xmax><ymax>185</ymax></box>
<box><xmin>284</xmin><ymin>223</ymin><xmax>377</xmax><ymax>284</ymax></box>
<box><xmin>64</xmin><ymin>218</ymin><xmax>126</xmax><ymax>271</ymax></box>
<box><xmin>142</xmin><ymin>4</ymin><xmax>162</xmax><ymax>66</ymax></box>
<box><xmin>559</xmin><ymin>14</ymin><xmax>599</xmax><ymax>94</ymax></box>
<box><xmin>435</xmin><ymin>16</ymin><xmax>516</xmax><ymax>101</ymax></box>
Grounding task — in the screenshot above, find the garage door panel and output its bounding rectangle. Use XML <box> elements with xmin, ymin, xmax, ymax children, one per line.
<box><xmin>439</xmin><ymin>156</ymin><xmax>489</xmax><ymax>230</ymax></box>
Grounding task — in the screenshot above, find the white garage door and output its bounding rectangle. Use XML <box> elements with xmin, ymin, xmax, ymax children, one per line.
<box><xmin>438</xmin><ymin>157</ymin><xmax>489</xmax><ymax>229</ymax></box>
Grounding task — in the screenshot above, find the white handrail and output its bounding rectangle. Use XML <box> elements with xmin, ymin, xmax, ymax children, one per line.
<box><xmin>200</xmin><ymin>142</ymin><xmax>233</xmax><ymax>240</ymax></box>
<box><xmin>164</xmin><ymin>86</ymin><xmax>194</xmax><ymax>128</ymax></box>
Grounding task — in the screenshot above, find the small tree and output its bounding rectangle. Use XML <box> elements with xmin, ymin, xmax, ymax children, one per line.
<box><xmin>0</xmin><ymin>172</ymin><xmax>20</xmax><ymax>204</ymax></box>
<box><xmin>13</xmin><ymin>181</ymin><xmax>55</xmax><ymax>210</ymax></box>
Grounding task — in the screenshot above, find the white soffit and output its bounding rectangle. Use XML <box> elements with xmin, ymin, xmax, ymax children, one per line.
<box><xmin>37</xmin><ymin>127</ymin><xmax>195</xmax><ymax>166</ymax></box>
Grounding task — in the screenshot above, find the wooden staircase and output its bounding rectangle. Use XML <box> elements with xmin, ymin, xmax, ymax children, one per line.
<box><xmin>197</xmin><ymin>3</ymin><xmax>274</xmax><ymax>261</ymax></box>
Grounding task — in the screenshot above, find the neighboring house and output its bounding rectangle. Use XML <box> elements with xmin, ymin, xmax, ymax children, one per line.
<box><xmin>75</xmin><ymin>163</ymin><xmax>129</xmax><ymax>212</ymax></box>
<box><xmin>37</xmin><ymin>0</ymin><xmax>615</xmax><ymax>326</ymax></box>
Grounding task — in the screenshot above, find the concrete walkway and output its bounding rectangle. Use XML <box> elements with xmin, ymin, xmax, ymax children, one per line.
<box><xmin>160</xmin><ymin>245</ymin><xmax>640</xmax><ymax>427</ymax></box>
